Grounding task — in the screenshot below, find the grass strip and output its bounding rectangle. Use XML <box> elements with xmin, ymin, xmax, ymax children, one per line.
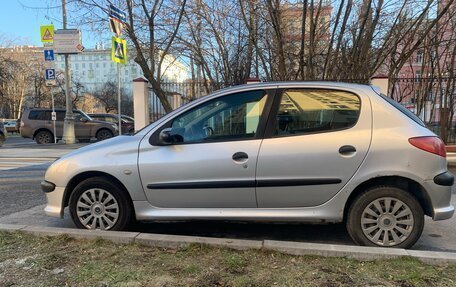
<box><xmin>0</xmin><ymin>231</ymin><xmax>455</xmax><ymax>286</ymax></box>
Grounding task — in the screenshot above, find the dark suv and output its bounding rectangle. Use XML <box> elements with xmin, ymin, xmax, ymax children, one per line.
<box><xmin>89</xmin><ymin>114</ymin><xmax>135</xmax><ymax>134</ymax></box>
<box><xmin>20</xmin><ymin>108</ymin><xmax>119</xmax><ymax>144</ymax></box>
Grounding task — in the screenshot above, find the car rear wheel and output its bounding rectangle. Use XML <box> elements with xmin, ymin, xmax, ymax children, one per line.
<box><xmin>96</xmin><ymin>129</ymin><xmax>113</xmax><ymax>141</ymax></box>
<box><xmin>69</xmin><ymin>177</ymin><xmax>131</xmax><ymax>231</ymax></box>
<box><xmin>346</xmin><ymin>186</ymin><xmax>424</xmax><ymax>249</ymax></box>
<box><xmin>35</xmin><ymin>130</ymin><xmax>53</xmax><ymax>144</ymax></box>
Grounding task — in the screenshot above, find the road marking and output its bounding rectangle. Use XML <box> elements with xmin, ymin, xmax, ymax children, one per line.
<box><xmin>0</xmin><ymin>158</ymin><xmax>55</xmax><ymax>171</ymax></box>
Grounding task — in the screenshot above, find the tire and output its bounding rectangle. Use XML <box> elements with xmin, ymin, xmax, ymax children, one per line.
<box><xmin>35</xmin><ymin>130</ymin><xmax>53</xmax><ymax>144</ymax></box>
<box><xmin>346</xmin><ymin>186</ymin><xmax>424</xmax><ymax>249</ymax></box>
<box><xmin>69</xmin><ymin>177</ymin><xmax>132</xmax><ymax>231</ymax></box>
<box><xmin>96</xmin><ymin>129</ymin><xmax>113</xmax><ymax>141</ymax></box>
<box><xmin>0</xmin><ymin>133</ymin><xmax>5</xmax><ymax>147</ymax></box>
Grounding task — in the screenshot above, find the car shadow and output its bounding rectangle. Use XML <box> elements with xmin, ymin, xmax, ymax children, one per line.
<box><xmin>130</xmin><ymin>220</ymin><xmax>353</xmax><ymax>245</ymax></box>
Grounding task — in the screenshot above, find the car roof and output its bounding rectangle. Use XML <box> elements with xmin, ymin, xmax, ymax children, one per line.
<box><xmin>26</xmin><ymin>108</ymin><xmax>81</xmax><ymax>112</ymax></box>
<box><xmin>203</xmin><ymin>81</ymin><xmax>374</xmax><ymax>99</ymax></box>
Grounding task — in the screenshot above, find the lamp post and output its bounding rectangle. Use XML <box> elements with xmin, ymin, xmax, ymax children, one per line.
<box><xmin>61</xmin><ymin>0</ymin><xmax>75</xmax><ymax>144</ymax></box>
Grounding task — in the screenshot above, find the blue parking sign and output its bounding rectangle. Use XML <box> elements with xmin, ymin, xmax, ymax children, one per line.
<box><xmin>44</xmin><ymin>49</ymin><xmax>54</xmax><ymax>61</ymax></box>
<box><xmin>45</xmin><ymin>69</ymin><xmax>56</xmax><ymax>80</ymax></box>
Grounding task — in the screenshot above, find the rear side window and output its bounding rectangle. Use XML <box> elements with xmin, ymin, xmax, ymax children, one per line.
<box><xmin>379</xmin><ymin>94</ymin><xmax>425</xmax><ymax>127</ymax></box>
<box><xmin>28</xmin><ymin>110</ymin><xmax>51</xmax><ymax>121</ymax></box>
<box><xmin>274</xmin><ymin>89</ymin><xmax>360</xmax><ymax>136</ymax></box>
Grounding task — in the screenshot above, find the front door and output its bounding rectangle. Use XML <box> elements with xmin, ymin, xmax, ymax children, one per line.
<box><xmin>138</xmin><ymin>89</ymin><xmax>271</xmax><ymax>208</ymax></box>
<box><xmin>256</xmin><ymin>88</ymin><xmax>372</xmax><ymax>207</ymax></box>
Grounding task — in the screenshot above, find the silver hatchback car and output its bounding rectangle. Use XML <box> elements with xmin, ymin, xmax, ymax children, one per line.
<box><xmin>42</xmin><ymin>82</ymin><xmax>454</xmax><ymax>248</ymax></box>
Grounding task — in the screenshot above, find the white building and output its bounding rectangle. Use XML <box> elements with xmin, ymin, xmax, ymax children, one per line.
<box><xmin>54</xmin><ymin>47</ymin><xmax>189</xmax><ymax>95</ymax></box>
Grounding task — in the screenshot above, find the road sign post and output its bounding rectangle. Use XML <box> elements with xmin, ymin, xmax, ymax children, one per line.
<box><xmin>112</xmin><ymin>36</ymin><xmax>127</xmax><ymax>135</ymax></box>
<box><xmin>51</xmin><ymin>90</ymin><xmax>57</xmax><ymax>144</ymax></box>
<box><xmin>109</xmin><ymin>4</ymin><xmax>127</xmax><ymax>135</ymax></box>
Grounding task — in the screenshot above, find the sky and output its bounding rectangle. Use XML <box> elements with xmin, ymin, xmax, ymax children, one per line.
<box><xmin>0</xmin><ymin>0</ymin><xmax>108</xmax><ymax>48</ymax></box>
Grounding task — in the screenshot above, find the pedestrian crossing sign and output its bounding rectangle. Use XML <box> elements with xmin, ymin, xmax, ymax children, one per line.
<box><xmin>40</xmin><ymin>25</ymin><xmax>54</xmax><ymax>43</ymax></box>
<box><xmin>111</xmin><ymin>37</ymin><xmax>127</xmax><ymax>64</ymax></box>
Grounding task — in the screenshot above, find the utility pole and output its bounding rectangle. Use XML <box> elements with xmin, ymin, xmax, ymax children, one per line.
<box><xmin>117</xmin><ymin>62</ymin><xmax>121</xmax><ymax>135</ymax></box>
<box><xmin>61</xmin><ymin>0</ymin><xmax>75</xmax><ymax>144</ymax></box>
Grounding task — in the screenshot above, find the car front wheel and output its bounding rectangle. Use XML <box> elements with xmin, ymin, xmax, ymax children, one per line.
<box><xmin>346</xmin><ymin>186</ymin><xmax>424</xmax><ymax>249</ymax></box>
<box><xmin>69</xmin><ymin>177</ymin><xmax>132</xmax><ymax>230</ymax></box>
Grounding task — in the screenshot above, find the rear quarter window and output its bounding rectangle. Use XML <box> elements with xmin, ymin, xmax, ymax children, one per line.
<box><xmin>379</xmin><ymin>93</ymin><xmax>425</xmax><ymax>127</ymax></box>
<box><xmin>28</xmin><ymin>110</ymin><xmax>50</xmax><ymax>120</ymax></box>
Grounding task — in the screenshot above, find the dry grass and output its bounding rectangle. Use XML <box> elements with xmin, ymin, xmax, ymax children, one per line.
<box><xmin>0</xmin><ymin>231</ymin><xmax>455</xmax><ymax>287</ymax></box>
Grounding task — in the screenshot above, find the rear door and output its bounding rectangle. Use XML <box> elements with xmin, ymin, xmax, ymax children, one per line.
<box><xmin>74</xmin><ymin>111</ymin><xmax>92</xmax><ymax>138</ymax></box>
<box><xmin>256</xmin><ymin>87</ymin><xmax>372</xmax><ymax>207</ymax></box>
<box><xmin>53</xmin><ymin>111</ymin><xmax>65</xmax><ymax>138</ymax></box>
<box><xmin>39</xmin><ymin>110</ymin><xmax>63</xmax><ymax>138</ymax></box>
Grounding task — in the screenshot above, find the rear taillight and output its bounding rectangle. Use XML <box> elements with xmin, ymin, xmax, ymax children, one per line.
<box><xmin>408</xmin><ymin>136</ymin><xmax>446</xmax><ymax>158</ymax></box>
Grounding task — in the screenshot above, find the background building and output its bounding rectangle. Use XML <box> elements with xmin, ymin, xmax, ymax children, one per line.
<box><xmin>54</xmin><ymin>46</ymin><xmax>189</xmax><ymax>96</ymax></box>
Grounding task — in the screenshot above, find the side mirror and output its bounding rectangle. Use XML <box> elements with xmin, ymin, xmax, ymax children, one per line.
<box><xmin>80</xmin><ymin>117</ymin><xmax>89</xmax><ymax>123</ymax></box>
<box><xmin>159</xmin><ymin>128</ymin><xmax>183</xmax><ymax>145</ymax></box>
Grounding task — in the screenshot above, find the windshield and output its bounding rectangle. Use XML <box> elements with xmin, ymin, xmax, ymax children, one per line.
<box><xmin>121</xmin><ymin>116</ymin><xmax>134</xmax><ymax>123</ymax></box>
<box><xmin>77</xmin><ymin>110</ymin><xmax>93</xmax><ymax>121</ymax></box>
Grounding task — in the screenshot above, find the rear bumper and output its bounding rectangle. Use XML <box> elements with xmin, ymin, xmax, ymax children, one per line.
<box><xmin>423</xmin><ymin>173</ymin><xmax>454</xmax><ymax>221</ymax></box>
<box><xmin>433</xmin><ymin>205</ymin><xmax>455</xmax><ymax>221</ymax></box>
<box><xmin>434</xmin><ymin>171</ymin><xmax>454</xmax><ymax>186</ymax></box>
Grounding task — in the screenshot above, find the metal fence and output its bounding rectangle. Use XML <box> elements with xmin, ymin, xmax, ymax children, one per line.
<box><xmin>390</xmin><ymin>77</ymin><xmax>456</xmax><ymax>143</ymax></box>
<box><xmin>148</xmin><ymin>81</ymin><xmax>232</xmax><ymax>121</ymax></box>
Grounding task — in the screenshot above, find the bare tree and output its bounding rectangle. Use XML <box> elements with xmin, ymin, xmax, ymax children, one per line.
<box><xmin>92</xmin><ymin>81</ymin><xmax>128</xmax><ymax>113</ymax></box>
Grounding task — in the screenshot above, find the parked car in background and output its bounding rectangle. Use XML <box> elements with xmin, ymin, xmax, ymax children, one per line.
<box><xmin>20</xmin><ymin>108</ymin><xmax>119</xmax><ymax>144</ymax></box>
<box><xmin>41</xmin><ymin>82</ymin><xmax>454</xmax><ymax>249</ymax></box>
<box><xmin>89</xmin><ymin>114</ymin><xmax>135</xmax><ymax>134</ymax></box>
<box><xmin>0</xmin><ymin>122</ymin><xmax>6</xmax><ymax>146</ymax></box>
<box><xmin>2</xmin><ymin>119</ymin><xmax>19</xmax><ymax>134</ymax></box>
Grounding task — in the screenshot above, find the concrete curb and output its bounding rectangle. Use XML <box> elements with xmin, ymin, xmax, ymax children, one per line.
<box><xmin>136</xmin><ymin>233</ymin><xmax>263</xmax><ymax>250</ymax></box>
<box><xmin>1</xmin><ymin>224</ymin><xmax>456</xmax><ymax>265</ymax></box>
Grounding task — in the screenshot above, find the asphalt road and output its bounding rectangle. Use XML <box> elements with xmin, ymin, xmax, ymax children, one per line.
<box><xmin>1</xmin><ymin>136</ymin><xmax>456</xmax><ymax>252</ymax></box>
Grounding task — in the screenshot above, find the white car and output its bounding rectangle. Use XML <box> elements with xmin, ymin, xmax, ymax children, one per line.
<box><xmin>41</xmin><ymin>82</ymin><xmax>454</xmax><ymax>248</ymax></box>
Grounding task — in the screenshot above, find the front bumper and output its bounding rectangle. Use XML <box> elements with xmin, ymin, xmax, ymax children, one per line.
<box><xmin>43</xmin><ymin>186</ymin><xmax>65</xmax><ymax>218</ymax></box>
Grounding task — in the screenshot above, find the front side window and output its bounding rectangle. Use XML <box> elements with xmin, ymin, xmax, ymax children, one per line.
<box><xmin>274</xmin><ymin>89</ymin><xmax>360</xmax><ymax>136</ymax></box>
<box><xmin>168</xmin><ymin>90</ymin><xmax>267</xmax><ymax>144</ymax></box>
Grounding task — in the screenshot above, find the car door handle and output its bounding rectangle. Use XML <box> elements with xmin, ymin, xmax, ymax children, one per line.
<box><xmin>232</xmin><ymin>152</ymin><xmax>248</xmax><ymax>161</ymax></box>
<box><xmin>339</xmin><ymin>145</ymin><xmax>356</xmax><ymax>155</ymax></box>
